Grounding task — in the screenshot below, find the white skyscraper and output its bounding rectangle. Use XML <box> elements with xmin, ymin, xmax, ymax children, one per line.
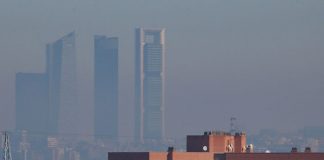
<box><xmin>135</xmin><ymin>28</ymin><xmax>166</xmax><ymax>142</ymax></box>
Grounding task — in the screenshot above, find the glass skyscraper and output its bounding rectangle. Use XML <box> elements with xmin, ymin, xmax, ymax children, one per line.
<box><xmin>46</xmin><ymin>32</ymin><xmax>78</xmax><ymax>135</ymax></box>
<box><xmin>135</xmin><ymin>28</ymin><xmax>166</xmax><ymax>142</ymax></box>
<box><xmin>94</xmin><ymin>36</ymin><xmax>119</xmax><ymax>140</ymax></box>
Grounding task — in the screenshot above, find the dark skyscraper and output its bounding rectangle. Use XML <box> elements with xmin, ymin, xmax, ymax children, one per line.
<box><xmin>15</xmin><ymin>73</ymin><xmax>49</xmax><ymax>133</ymax></box>
<box><xmin>46</xmin><ymin>32</ymin><xmax>78</xmax><ymax>135</ymax></box>
<box><xmin>135</xmin><ymin>28</ymin><xmax>166</xmax><ymax>142</ymax></box>
<box><xmin>94</xmin><ymin>36</ymin><xmax>119</xmax><ymax>139</ymax></box>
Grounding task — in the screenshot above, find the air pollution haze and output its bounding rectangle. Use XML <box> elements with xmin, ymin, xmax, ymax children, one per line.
<box><xmin>0</xmin><ymin>0</ymin><xmax>324</xmax><ymax>140</ymax></box>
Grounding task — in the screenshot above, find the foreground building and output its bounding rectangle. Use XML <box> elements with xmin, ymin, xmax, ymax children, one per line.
<box><xmin>109</xmin><ymin>131</ymin><xmax>324</xmax><ymax>160</ymax></box>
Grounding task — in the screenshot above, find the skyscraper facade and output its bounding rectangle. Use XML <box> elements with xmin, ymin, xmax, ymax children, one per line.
<box><xmin>15</xmin><ymin>73</ymin><xmax>49</xmax><ymax>133</ymax></box>
<box><xmin>135</xmin><ymin>28</ymin><xmax>166</xmax><ymax>141</ymax></box>
<box><xmin>46</xmin><ymin>32</ymin><xmax>78</xmax><ymax>135</ymax></box>
<box><xmin>94</xmin><ymin>36</ymin><xmax>119</xmax><ymax>139</ymax></box>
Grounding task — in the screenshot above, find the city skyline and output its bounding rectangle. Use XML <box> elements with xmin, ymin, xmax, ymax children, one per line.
<box><xmin>13</xmin><ymin>29</ymin><xmax>167</xmax><ymax>141</ymax></box>
<box><xmin>1</xmin><ymin>0</ymin><xmax>324</xmax><ymax>140</ymax></box>
<box><xmin>1</xmin><ymin>0</ymin><xmax>324</xmax><ymax>159</ymax></box>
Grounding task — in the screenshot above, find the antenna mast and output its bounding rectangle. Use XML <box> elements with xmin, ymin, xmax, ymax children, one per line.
<box><xmin>2</xmin><ymin>132</ymin><xmax>12</xmax><ymax>160</ymax></box>
<box><xmin>230</xmin><ymin>117</ymin><xmax>237</xmax><ymax>135</ymax></box>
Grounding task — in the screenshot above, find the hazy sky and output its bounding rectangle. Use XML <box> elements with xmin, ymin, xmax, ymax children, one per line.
<box><xmin>1</xmin><ymin>0</ymin><xmax>324</xmax><ymax>139</ymax></box>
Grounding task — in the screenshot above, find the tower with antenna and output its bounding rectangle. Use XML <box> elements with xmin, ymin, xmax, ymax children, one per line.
<box><xmin>2</xmin><ymin>132</ymin><xmax>13</xmax><ymax>160</ymax></box>
<box><xmin>230</xmin><ymin>117</ymin><xmax>238</xmax><ymax>135</ymax></box>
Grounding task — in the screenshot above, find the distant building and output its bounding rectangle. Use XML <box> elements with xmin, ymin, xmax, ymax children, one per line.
<box><xmin>301</xmin><ymin>126</ymin><xmax>324</xmax><ymax>138</ymax></box>
<box><xmin>109</xmin><ymin>131</ymin><xmax>324</xmax><ymax>160</ymax></box>
<box><xmin>94</xmin><ymin>36</ymin><xmax>119</xmax><ymax>140</ymax></box>
<box><xmin>46</xmin><ymin>32</ymin><xmax>78</xmax><ymax>135</ymax></box>
<box><xmin>135</xmin><ymin>28</ymin><xmax>166</xmax><ymax>142</ymax></box>
<box><xmin>15</xmin><ymin>73</ymin><xmax>49</xmax><ymax>133</ymax></box>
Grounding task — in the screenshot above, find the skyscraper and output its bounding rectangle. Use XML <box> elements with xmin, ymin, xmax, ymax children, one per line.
<box><xmin>15</xmin><ymin>73</ymin><xmax>49</xmax><ymax>133</ymax></box>
<box><xmin>94</xmin><ymin>36</ymin><xmax>119</xmax><ymax>139</ymax></box>
<box><xmin>46</xmin><ymin>32</ymin><xmax>78</xmax><ymax>135</ymax></box>
<box><xmin>135</xmin><ymin>28</ymin><xmax>166</xmax><ymax>142</ymax></box>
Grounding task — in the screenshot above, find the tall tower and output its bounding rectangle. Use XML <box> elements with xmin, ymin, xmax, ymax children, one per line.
<box><xmin>46</xmin><ymin>32</ymin><xmax>78</xmax><ymax>135</ymax></box>
<box><xmin>135</xmin><ymin>28</ymin><xmax>166</xmax><ymax>142</ymax></box>
<box><xmin>94</xmin><ymin>36</ymin><xmax>119</xmax><ymax>140</ymax></box>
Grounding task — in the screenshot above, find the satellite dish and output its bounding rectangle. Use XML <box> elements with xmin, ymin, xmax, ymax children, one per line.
<box><xmin>203</xmin><ymin>146</ymin><xmax>208</xmax><ymax>151</ymax></box>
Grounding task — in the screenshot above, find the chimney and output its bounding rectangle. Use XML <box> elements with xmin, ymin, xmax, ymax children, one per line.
<box><xmin>291</xmin><ymin>147</ymin><xmax>298</xmax><ymax>153</ymax></box>
<box><xmin>305</xmin><ymin>147</ymin><xmax>311</xmax><ymax>153</ymax></box>
<box><xmin>246</xmin><ymin>144</ymin><xmax>254</xmax><ymax>153</ymax></box>
<box><xmin>234</xmin><ymin>132</ymin><xmax>247</xmax><ymax>153</ymax></box>
<box><xmin>167</xmin><ymin>147</ymin><xmax>174</xmax><ymax>160</ymax></box>
<box><xmin>167</xmin><ymin>147</ymin><xmax>174</xmax><ymax>153</ymax></box>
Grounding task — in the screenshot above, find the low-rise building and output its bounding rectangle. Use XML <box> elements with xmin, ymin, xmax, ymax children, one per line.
<box><xmin>109</xmin><ymin>131</ymin><xmax>324</xmax><ymax>160</ymax></box>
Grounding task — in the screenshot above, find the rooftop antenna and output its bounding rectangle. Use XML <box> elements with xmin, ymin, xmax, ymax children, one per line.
<box><xmin>2</xmin><ymin>132</ymin><xmax>13</xmax><ymax>160</ymax></box>
<box><xmin>230</xmin><ymin>117</ymin><xmax>237</xmax><ymax>135</ymax></box>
